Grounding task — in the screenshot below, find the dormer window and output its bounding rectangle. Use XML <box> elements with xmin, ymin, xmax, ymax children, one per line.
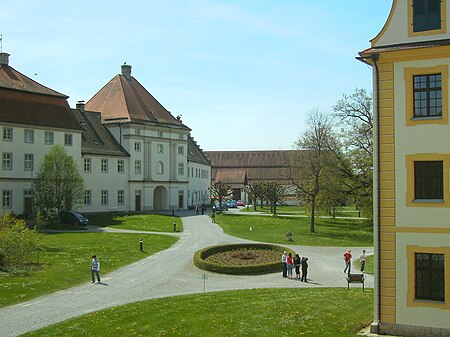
<box><xmin>413</xmin><ymin>0</ymin><xmax>441</xmax><ymax>32</ymax></box>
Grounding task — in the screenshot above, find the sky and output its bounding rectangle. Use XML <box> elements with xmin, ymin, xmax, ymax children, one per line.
<box><xmin>0</xmin><ymin>1</ymin><xmax>393</xmax><ymax>151</ymax></box>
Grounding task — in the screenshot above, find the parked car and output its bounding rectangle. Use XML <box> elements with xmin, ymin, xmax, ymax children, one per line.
<box><xmin>60</xmin><ymin>210</ymin><xmax>89</xmax><ymax>226</ymax></box>
<box><xmin>214</xmin><ymin>201</ymin><xmax>228</xmax><ymax>212</ymax></box>
<box><xmin>236</xmin><ymin>200</ymin><xmax>246</xmax><ymax>206</ymax></box>
<box><xmin>227</xmin><ymin>200</ymin><xmax>237</xmax><ymax>208</ymax></box>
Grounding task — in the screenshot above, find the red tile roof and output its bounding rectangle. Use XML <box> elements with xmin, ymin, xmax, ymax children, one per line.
<box><xmin>86</xmin><ymin>69</ymin><xmax>189</xmax><ymax>129</ymax></box>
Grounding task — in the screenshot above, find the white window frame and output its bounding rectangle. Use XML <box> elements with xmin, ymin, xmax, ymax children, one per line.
<box><xmin>117</xmin><ymin>190</ymin><xmax>124</xmax><ymax>205</ymax></box>
<box><xmin>101</xmin><ymin>159</ymin><xmax>108</xmax><ymax>173</ymax></box>
<box><xmin>2</xmin><ymin>190</ymin><xmax>12</xmax><ymax>208</ymax></box>
<box><xmin>158</xmin><ymin>131</ymin><xmax>163</xmax><ymax>138</ymax></box>
<box><xmin>135</xmin><ymin>160</ymin><xmax>141</xmax><ymax>174</ymax></box>
<box><xmin>45</xmin><ymin>131</ymin><xmax>54</xmax><ymax>145</ymax></box>
<box><xmin>24</xmin><ymin>153</ymin><xmax>34</xmax><ymax>171</ymax></box>
<box><xmin>134</xmin><ymin>142</ymin><xmax>141</xmax><ymax>152</ymax></box>
<box><xmin>84</xmin><ymin>158</ymin><xmax>91</xmax><ymax>173</ymax></box>
<box><xmin>101</xmin><ymin>190</ymin><xmax>108</xmax><ymax>205</ymax></box>
<box><xmin>3</xmin><ymin>127</ymin><xmax>12</xmax><ymax>142</ymax></box>
<box><xmin>178</xmin><ymin>146</ymin><xmax>184</xmax><ymax>155</ymax></box>
<box><xmin>64</xmin><ymin>133</ymin><xmax>73</xmax><ymax>146</ymax></box>
<box><xmin>157</xmin><ymin>161</ymin><xmax>164</xmax><ymax>174</ymax></box>
<box><xmin>117</xmin><ymin>160</ymin><xmax>124</xmax><ymax>174</ymax></box>
<box><xmin>84</xmin><ymin>190</ymin><xmax>92</xmax><ymax>205</ymax></box>
<box><xmin>2</xmin><ymin>153</ymin><xmax>12</xmax><ymax>170</ymax></box>
<box><xmin>24</xmin><ymin>129</ymin><xmax>34</xmax><ymax>143</ymax></box>
<box><xmin>178</xmin><ymin>162</ymin><xmax>184</xmax><ymax>175</ymax></box>
<box><xmin>157</xmin><ymin>144</ymin><xmax>164</xmax><ymax>154</ymax></box>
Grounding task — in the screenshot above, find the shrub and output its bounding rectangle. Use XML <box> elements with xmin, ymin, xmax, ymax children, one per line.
<box><xmin>0</xmin><ymin>212</ymin><xmax>41</xmax><ymax>268</ymax></box>
<box><xmin>193</xmin><ymin>243</ymin><xmax>295</xmax><ymax>275</ymax></box>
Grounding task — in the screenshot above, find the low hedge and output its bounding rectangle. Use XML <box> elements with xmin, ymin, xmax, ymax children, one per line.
<box><xmin>193</xmin><ymin>243</ymin><xmax>295</xmax><ymax>275</ymax></box>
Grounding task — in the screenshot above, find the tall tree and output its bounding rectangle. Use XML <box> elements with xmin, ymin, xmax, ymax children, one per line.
<box><xmin>332</xmin><ymin>88</ymin><xmax>373</xmax><ymax>217</ymax></box>
<box><xmin>208</xmin><ymin>181</ymin><xmax>231</xmax><ymax>212</ymax></box>
<box><xmin>290</xmin><ymin>109</ymin><xmax>335</xmax><ymax>232</ymax></box>
<box><xmin>33</xmin><ymin>145</ymin><xmax>84</xmax><ymax>218</ymax></box>
<box><xmin>244</xmin><ymin>181</ymin><xmax>265</xmax><ymax>211</ymax></box>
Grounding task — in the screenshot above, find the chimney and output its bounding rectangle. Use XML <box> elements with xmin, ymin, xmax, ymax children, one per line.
<box><xmin>0</xmin><ymin>53</ymin><xmax>10</xmax><ymax>66</ymax></box>
<box><xmin>121</xmin><ymin>64</ymin><xmax>132</xmax><ymax>80</ymax></box>
<box><xmin>76</xmin><ymin>100</ymin><xmax>85</xmax><ymax>112</ymax></box>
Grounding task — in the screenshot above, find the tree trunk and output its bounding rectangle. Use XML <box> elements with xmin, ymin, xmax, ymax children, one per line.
<box><xmin>310</xmin><ymin>197</ymin><xmax>316</xmax><ymax>233</ymax></box>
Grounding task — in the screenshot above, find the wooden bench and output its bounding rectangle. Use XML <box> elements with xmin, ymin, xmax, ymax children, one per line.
<box><xmin>346</xmin><ymin>273</ymin><xmax>365</xmax><ymax>290</ymax></box>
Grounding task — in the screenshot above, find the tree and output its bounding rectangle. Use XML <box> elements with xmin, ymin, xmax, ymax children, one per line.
<box><xmin>208</xmin><ymin>181</ymin><xmax>231</xmax><ymax>212</ymax></box>
<box><xmin>0</xmin><ymin>212</ymin><xmax>41</xmax><ymax>268</ymax></box>
<box><xmin>244</xmin><ymin>181</ymin><xmax>265</xmax><ymax>211</ymax></box>
<box><xmin>33</xmin><ymin>145</ymin><xmax>84</xmax><ymax>218</ymax></box>
<box><xmin>333</xmin><ymin>88</ymin><xmax>373</xmax><ymax>217</ymax></box>
<box><xmin>290</xmin><ymin>109</ymin><xmax>336</xmax><ymax>232</ymax></box>
<box><xmin>264</xmin><ymin>181</ymin><xmax>288</xmax><ymax>215</ymax></box>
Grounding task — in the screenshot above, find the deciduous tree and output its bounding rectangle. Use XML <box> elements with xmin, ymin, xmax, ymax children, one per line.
<box><xmin>208</xmin><ymin>181</ymin><xmax>232</xmax><ymax>212</ymax></box>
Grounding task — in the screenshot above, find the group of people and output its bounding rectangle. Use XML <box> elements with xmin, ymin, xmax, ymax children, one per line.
<box><xmin>281</xmin><ymin>251</ymin><xmax>308</xmax><ymax>282</ymax></box>
<box><xmin>343</xmin><ymin>249</ymin><xmax>367</xmax><ymax>274</ymax></box>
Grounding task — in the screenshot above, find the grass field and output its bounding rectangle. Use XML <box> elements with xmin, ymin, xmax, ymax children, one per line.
<box><xmin>215</xmin><ymin>214</ymin><xmax>373</xmax><ymax>247</ymax></box>
<box><xmin>0</xmin><ymin>232</ymin><xmax>177</xmax><ymax>307</ymax></box>
<box><xmin>88</xmin><ymin>213</ymin><xmax>182</xmax><ymax>232</ymax></box>
<box><xmin>24</xmin><ymin>288</ymin><xmax>374</xmax><ymax>337</ymax></box>
<box><xmin>242</xmin><ymin>205</ymin><xmax>369</xmax><ymax>218</ymax></box>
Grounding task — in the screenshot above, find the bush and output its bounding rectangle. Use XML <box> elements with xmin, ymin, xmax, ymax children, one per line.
<box><xmin>0</xmin><ymin>212</ymin><xmax>41</xmax><ymax>268</ymax></box>
<box><xmin>193</xmin><ymin>243</ymin><xmax>295</xmax><ymax>275</ymax></box>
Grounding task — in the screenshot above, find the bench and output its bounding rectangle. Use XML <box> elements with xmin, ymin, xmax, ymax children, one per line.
<box><xmin>346</xmin><ymin>273</ymin><xmax>365</xmax><ymax>291</ymax></box>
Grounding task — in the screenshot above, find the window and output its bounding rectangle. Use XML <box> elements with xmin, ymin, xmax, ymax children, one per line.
<box><xmin>157</xmin><ymin>144</ymin><xmax>163</xmax><ymax>154</ymax></box>
<box><xmin>2</xmin><ymin>190</ymin><xmax>12</xmax><ymax>208</ymax></box>
<box><xmin>84</xmin><ymin>190</ymin><xmax>92</xmax><ymax>205</ymax></box>
<box><xmin>157</xmin><ymin>161</ymin><xmax>164</xmax><ymax>174</ymax></box>
<box><xmin>178</xmin><ymin>163</ymin><xmax>184</xmax><ymax>175</ymax></box>
<box><xmin>158</xmin><ymin>131</ymin><xmax>163</xmax><ymax>138</ymax></box>
<box><xmin>135</xmin><ymin>128</ymin><xmax>141</xmax><ymax>135</ymax></box>
<box><xmin>179</xmin><ymin>134</ymin><xmax>183</xmax><ymax>140</ymax></box>
<box><xmin>134</xmin><ymin>142</ymin><xmax>141</xmax><ymax>151</ymax></box>
<box><xmin>414</xmin><ymin>74</ymin><xmax>442</xmax><ymax>117</ymax></box>
<box><xmin>24</xmin><ymin>130</ymin><xmax>34</xmax><ymax>143</ymax></box>
<box><xmin>101</xmin><ymin>190</ymin><xmax>108</xmax><ymax>205</ymax></box>
<box><xmin>117</xmin><ymin>160</ymin><xmax>124</xmax><ymax>174</ymax></box>
<box><xmin>64</xmin><ymin>134</ymin><xmax>73</xmax><ymax>146</ymax></box>
<box><xmin>101</xmin><ymin>159</ymin><xmax>108</xmax><ymax>173</ymax></box>
<box><xmin>3</xmin><ymin>127</ymin><xmax>12</xmax><ymax>141</ymax></box>
<box><xmin>84</xmin><ymin>158</ymin><xmax>91</xmax><ymax>173</ymax></box>
<box><xmin>24</xmin><ymin>154</ymin><xmax>34</xmax><ymax>171</ymax></box>
<box><xmin>2</xmin><ymin>153</ymin><xmax>12</xmax><ymax>170</ymax></box>
<box><xmin>135</xmin><ymin>160</ymin><xmax>141</xmax><ymax>174</ymax></box>
<box><xmin>178</xmin><ymin>146</ymin><xmax>184</xmax><ymax>155</ymax></box>
<box><xmin>45</xmin><ymin>131</ymin><xmax>54</xmax><ymax>145</ymax></box>
<box><xmin>413</xmin><ymin>0</ymin><xmax>441</xmax><ymax>32</ymax></box>
<box><xmin>414</xmin><ymin>161</ymin><xmax>443</xmax><ymax>199</ymax></box>
<box><xmin>118</xmin><ymin>190</ymin><xmax>124</xmax><ymax>205</ymax></box>
<box><xmin>415</xmin><ymin>253</ymin><xmax>444</xmax><ymax>301</ymax></box>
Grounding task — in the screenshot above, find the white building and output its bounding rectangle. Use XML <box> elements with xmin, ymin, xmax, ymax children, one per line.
<box><xmin>0</xmin><ymin>53</ymin><xmax>211</xmax><ymax>216</ymax></box>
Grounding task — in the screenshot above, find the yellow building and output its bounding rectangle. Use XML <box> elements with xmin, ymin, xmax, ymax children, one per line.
<box><xmin>359</xmin><ymin>1</ymin><xmax>450</xmax><ymax>336</ymax></box>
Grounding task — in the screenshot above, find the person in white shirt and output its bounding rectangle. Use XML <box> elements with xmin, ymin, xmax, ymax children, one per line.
<box><xmin>360</xmin><ymin>250</ymin><xmax>367</xmax><ymax>272</ymax></box>
<box><xmin>281</xmin><ymin>251</ymin><xmax>287</xmax><ymax>278</ymax></box>
<box><xmin>91</xmin><ymin>255</ymin><xmax>101</xmax><ymax>284</ymax></box>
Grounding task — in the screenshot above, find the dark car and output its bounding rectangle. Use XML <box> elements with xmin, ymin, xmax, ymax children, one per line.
<box><xmin>60</xmin><ymin>211</ymin><xmax>89</xmax><ymax>226</ymax></box>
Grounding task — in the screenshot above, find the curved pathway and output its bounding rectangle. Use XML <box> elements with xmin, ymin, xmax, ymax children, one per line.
<box><xmin>0</xmin><ymin>212</ymin><xmax>373</xmax><ymax>337</ymax></box>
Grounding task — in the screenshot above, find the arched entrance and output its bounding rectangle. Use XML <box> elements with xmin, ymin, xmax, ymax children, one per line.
<box><xmin>153</xmin><ymin>186</ymin><xmax>168</xmax><ymax>211</ymax></box>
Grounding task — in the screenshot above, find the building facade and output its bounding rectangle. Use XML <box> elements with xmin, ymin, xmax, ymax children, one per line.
<box><xmin>360</xmin><ymin>1</ymin><xmax>450</xmax><ymax>335</ymax></box>
<box><xmin>0</xmin><ymin>53</ymin><xmax>210</xmax><ymax>216</ymax></box>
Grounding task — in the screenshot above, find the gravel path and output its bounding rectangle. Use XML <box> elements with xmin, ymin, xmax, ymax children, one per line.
<box><xmin>0</xmin><ymin>211</ymin><xmax>373</xmax><ymax>337</ymax></box>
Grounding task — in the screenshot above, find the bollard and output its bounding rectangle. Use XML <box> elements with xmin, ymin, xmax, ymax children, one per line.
<box><xmin>173</xmin><ymin>220</ymin><xmax>177</xmax><ymax>232</ymax></box>
<box><xmin>139</xmin><ymin>239</ymin><xmax>143</xmax><ymax>251</ymax></box>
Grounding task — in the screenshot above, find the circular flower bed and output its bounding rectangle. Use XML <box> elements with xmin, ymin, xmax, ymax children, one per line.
<box><xmin>193</xmin><ymin>243</ymin><xmax>295</xmax><ymax>275</ymax></box>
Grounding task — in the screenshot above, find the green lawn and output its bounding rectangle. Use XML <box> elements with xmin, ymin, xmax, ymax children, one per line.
<box><xmin>364</xmin><ymin>255</ymin><xmax>374</xmax><ymax>274</ymax></box>
<box><xmin>88</xmin><ymin>213</ymin><xmax>182</xmax><ymax>232</ymax></box>
<box><xmin>24</xmin><ymin>288</ymin><xmax>373</xmax><ymax>337</ymax></box>
<box><xmin>0</xmin><ymin>232</ymin><xmax>177</xmax><ymax>307</ymax></box>
<box><xmin>215</xmin><ymin>214</ymin><xmax>373</xmax><ymax>246</ymax></box>
<box><xmin>243</xmin><ymin>205</ymin><xmax>369</xmax><ymax>218</ymax></box>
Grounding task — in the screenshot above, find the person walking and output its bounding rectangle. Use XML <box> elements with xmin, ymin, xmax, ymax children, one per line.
<box><xmin>294</xmin><ymin>253</ymin><xmax>301</xmax><ymax>279</ymax></box>
<box><xmin>211</xmin><ymin>211</ymin><xmax>216</xmax><ymax>223</ymax></box>
<box><xmin>360</xmin><ymin>250</ymin><xmax>367</xmax><ymax>272</ymax></box>
<box><xmin>281</xmin><ymin>251</ymin><xmax>287</xmax><ymax>278</ymax></box>
<box><xmin>301</xmin><ymin>257</ymin><xmax>308</xmax><ymax>282</ymax></box>
<box><xmin>286</xmin><ymin>253</ymin><xmax>294</xmax><ymax>279</ymax></box>
<box><xmin>343</xmin><ymin>250</ymin><xmax>352</xmax><ymax>274</ymax></box>
<box><xmin>91</xmin><ymin>255</ymin><xmax>101</xmax><ymax>284</ymax></box>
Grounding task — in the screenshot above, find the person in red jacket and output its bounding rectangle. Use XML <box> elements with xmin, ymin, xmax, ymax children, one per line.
<box><xmin>343</xmin><ymin>250</ymin><xmax>352</xmax><ymax>274</ymax></box>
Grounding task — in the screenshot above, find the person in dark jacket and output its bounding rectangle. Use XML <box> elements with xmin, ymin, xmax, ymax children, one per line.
<box><xmin>301</xmin><ymin>257</ymin><xmax>308</xmax><ymax>282</ymax></box>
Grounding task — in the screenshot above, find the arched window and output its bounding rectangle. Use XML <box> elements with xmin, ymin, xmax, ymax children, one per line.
<box><xmin>157</xmin><ymin>161</ymin><xmax>164</xmax><ymax>174</ymax></box>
